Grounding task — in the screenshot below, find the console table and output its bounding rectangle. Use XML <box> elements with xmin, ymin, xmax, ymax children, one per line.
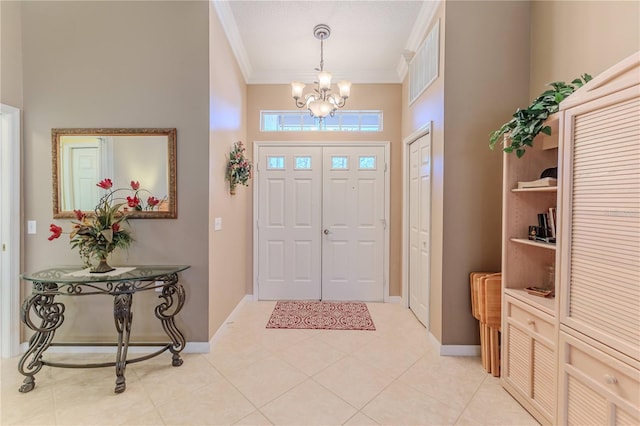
<box><xmin>18</xmin><ymin>265</ymin><xmax>189</xmax><ymax>394</ymax></box>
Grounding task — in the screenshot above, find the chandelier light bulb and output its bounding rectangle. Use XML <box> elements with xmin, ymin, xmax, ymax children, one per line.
<box><xmin>318</xmin><ymin>71</ymin><xmax>332</xmax><ymax>90</ymax></box>
<box><xmin>338</xmin><ymin>80</ymin><xmax>351</xmax><ymax>98</ymax></box>
<box><xmin>291</xmin><ymin>81</ymin><xmax>305</xmax><ymax>99</ymax></box>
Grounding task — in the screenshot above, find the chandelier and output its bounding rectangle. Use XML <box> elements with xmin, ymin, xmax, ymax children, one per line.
<box><xmin>291</xmin><ymin>24</ymin><xmax>351</xmax><ymax>121</ymax></box>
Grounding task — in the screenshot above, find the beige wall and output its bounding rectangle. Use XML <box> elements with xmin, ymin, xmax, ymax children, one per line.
<box><xmin>403</xmin><ymin>1</ymin><xmax>530</xmax><ymax>345</ymax></box>
<box><xmin>441</xmin><ymin>1</ymin><xmax>530</xmax><ymax>345</ymax></box>
<box><xmin>0</xmin><ymin>0</ymin><xmax>23</xmax><ymax>108</ymax></box>
<box><xmin>530</xmin><ymin>0</ymin><xmax>640</xmax><ymax>98</ymax></box>
<box><xmin>247</xmin><ymin>83</ymin><xmax>403</xmax><ymax>296</ymax></box>
<box><xmin>208</xmin><ymin>6</ymin><xmax>250</xmax><ymax>337</ymax></box>
<box><xmin>20</xmin><ymin>1</ymin><xmax>210</xmax><ymax>342</ymax></box>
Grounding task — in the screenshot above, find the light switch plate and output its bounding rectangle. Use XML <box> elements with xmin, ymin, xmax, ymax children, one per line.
<box><xmin>214</xmin><ymin>217</ymin><xmax>222</xmax><ymax>231</ymax></box>
<box><xmin>27</xmin><ymin>220</ymin><xmax>37</xmax><ymax>234</ymax></box>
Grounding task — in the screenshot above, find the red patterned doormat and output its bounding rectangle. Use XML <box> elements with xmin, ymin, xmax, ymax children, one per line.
<box><xmin>266</xmin><ymin>301</ymin><xmax>376</xmax><ymax>331</ymax></box>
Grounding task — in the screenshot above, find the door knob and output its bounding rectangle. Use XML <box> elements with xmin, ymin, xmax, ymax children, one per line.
<box><xmin>323</xmin><ymin>229</ymin><xmax>330</xmax><ymax>235</ymax></box>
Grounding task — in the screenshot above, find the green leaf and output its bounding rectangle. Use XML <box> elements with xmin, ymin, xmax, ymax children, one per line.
<box><xmin>541</xmin><ymin>126</ymin><xmax>552</xmax><ymax>136</ymax></box>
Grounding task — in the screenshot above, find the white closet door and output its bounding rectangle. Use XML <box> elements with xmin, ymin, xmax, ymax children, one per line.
<box><xmin>257</xmin><ymin>146</ymin><xmax>322</xmax><ymax>300</ymax></box>
<box><xmin>408</xmin><ymin>134</ymin><xmax>430</xmax><ymax>326</ymax></box>
<box><xmin>322</xmin><ymin>146</ymin><xmax>385</xmax><ymax>301</ymax></box>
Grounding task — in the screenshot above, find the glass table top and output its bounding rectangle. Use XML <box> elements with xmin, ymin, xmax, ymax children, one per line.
<box><xmin>21</xmin><ymin>265</ymin><xmax>190</xmax><ymax>283</ymax></box>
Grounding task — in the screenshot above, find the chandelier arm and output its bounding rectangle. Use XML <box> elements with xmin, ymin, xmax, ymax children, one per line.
<box><xmin>294</xmin><ymin>98</ymin><xmax>308</xmax><ymax>109</ymax></box>
<box><xmin>328</xmin><ymin>94</ymin><xmax>347</xmax><ymax>109</ymax></box>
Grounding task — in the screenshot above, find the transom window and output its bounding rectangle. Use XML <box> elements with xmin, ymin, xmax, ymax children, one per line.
<box><xmin>261</xmin><ymin>110</ymin><xmax>383</xmax><ymax>132</ymax></box>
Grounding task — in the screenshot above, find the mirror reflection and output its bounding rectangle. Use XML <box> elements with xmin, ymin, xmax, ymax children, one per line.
<box><xmin>52</xmin><ymin>128</ymin><xmax>177</xmax><ymax>219</ymax></box>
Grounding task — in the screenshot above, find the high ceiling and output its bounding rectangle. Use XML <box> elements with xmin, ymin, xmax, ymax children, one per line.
<box><xmin>214</xmin><ymin>1</ymin><xmax>437</xmax><ymax>84</ymax></box>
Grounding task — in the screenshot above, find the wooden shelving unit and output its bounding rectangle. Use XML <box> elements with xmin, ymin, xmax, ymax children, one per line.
<box><xmin>500</xmin><ymin>115</ymin><xmax>560</xmax><ymax>426</ymax></box>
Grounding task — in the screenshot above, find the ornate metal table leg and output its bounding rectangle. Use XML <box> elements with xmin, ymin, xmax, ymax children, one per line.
<box><xmin>18</xmin><ymin>284</ymin><xmax>65</xmax><ymax>393</ymax></box>
<box><xmin>155</xmin><ymin>274</ymin><xmax>186</xmax><ymax>367</ymax></box>
<box><xmin>113</xmin><ymin>283</ymin><xmax>133</xmax><ymax>393</ymax></box>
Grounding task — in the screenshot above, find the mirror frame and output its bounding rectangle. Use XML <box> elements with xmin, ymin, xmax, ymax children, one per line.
<box><xmin>52</xmin><ymin>128</ymin><xmax>177</xmax><ymax>219</ymax></box>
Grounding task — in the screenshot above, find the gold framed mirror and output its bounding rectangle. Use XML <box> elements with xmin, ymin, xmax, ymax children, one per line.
<box><xmin>52</xmin><ymin>128</ymin><xmax>177</xmax><ymax>219</ymax></box>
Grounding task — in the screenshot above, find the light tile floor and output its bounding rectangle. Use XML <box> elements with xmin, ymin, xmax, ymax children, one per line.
<box><xmin>0</xmin><ymin>301</ymin><xmax>538</xmax><ymax>425</ymax></box>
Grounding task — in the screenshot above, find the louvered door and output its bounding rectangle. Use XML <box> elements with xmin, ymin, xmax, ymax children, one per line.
<box><xmin>559</xmin><ymin>91</ymin><xmax>640</xmax><ymax>361</ymax></box>
<box><xmin>503</xmin><ymin>295</ymin><xmax>556</xmax><ymax>423</ymax></box>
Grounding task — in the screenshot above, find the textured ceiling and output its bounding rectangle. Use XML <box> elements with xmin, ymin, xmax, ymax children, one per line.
<box><xmin>216</xmin><ymin>1</ymin><xmax>435</xmax><ymax>84</ymax></box>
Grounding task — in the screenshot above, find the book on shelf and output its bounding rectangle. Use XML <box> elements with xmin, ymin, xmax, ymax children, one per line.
<box><xmin>517</xmin><ymin>177</ymin><xmax>557</xmax><ymax>189</ymax></box>
<box><xmin>548</xmin><ymin>207</ymin><xmax>557</xmax><ymax>238</ymax></box>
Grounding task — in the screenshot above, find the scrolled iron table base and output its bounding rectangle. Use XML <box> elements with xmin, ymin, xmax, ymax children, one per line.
<box><xmin>18</xmin><ymin>266</ymin><xmax>189</xmax><ymax>394</ymax></box>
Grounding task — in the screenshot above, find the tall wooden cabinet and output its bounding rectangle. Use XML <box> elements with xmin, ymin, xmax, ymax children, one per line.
<box><xmin>556</xmin><ymin>52</ymin><xmax>640</xmax><ymax>425</ymax></box>
<box><xmin>501</xmin><ymin>51</ymin><xmax>640</xmax><ymax>425</ymax></box>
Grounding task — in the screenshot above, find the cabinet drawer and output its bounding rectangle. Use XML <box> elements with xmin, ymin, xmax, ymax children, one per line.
<box><xmin>560</xmin><ymin>332</ymin><xmax>640</xmax><ymax>424</ymax></box>
<box><xmin>505</xmin><ymin>296</ymin><xmax>555</xmax><ymax>343</ymax></box>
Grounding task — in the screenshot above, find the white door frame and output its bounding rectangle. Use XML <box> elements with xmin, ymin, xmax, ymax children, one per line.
<box><xmin>253</xmin><ymin>141</ymin><xmax>391</xmax><ymax>301</ymax></box>
<box><xmin>1</xmin><ymin>103</ymin><xmax>21</xmax><ymax>358</ymax></box>
<box><xmin>402</xmin><ymin>123</ymin><xmax>432</xmax><ymax>318</ymax></box>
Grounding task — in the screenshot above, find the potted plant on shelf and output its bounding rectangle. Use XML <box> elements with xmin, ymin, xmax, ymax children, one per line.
<box><xmin>226</xmin><ymin>141</ymin><xmax>253</xmax><ymax>195</ymax></box>
<box><xmin>489</xmin><ymin>74</ymin><xmax>592</xmax><ymax>158</ymax></box>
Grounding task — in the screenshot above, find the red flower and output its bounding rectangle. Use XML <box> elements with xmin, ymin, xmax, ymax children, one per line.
<box><xmin>126</xmin><ymin>196</ymin><xmax>140</xmax><ymax>208</ymax></box>
<box><xmin>73</xmin><ymin>209</ymin><xmax>85</xmax><ymax>221</ymax></box>
<box><xmin>147</xmin><ymin>196</ymin><xmax>160</xmax><ymax>207</ymax></box>
<box><xmin>130</xmin><ymin>180</ymin><xmax>140</xmax><ymax>190</ymax></box>
<box><xmin>97</xmin><ymin>178</ymin><xmax>113</xmax><ymax>189</ymax></box>
<box><xmin>112</xmin><ymin>223</ymin><xmax>120</xmax><ymax>232</ymax></box>
<box><xmin>48</xmin><ymin>224</ymin><xmax>63</xmax><ymax>241</ymax></box>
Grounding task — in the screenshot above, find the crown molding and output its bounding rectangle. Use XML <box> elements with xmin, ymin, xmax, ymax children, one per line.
<box><xmin>212</xmin><ymin>0</ymin><xmax>252</xmax><ymax>83</ymax></box>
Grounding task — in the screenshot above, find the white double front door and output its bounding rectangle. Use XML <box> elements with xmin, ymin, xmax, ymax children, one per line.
<box><xmin>256</xmin><ymin>144</ymin><xmax>387</xmax><ymax>301</ymax></box>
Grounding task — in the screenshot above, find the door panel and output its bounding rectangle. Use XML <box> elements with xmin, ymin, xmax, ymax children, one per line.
<box><xmin>322</xmin><ymin>146</ymin><xmax>385</xmax><ymax>301</ymax></box>
<box><xmin>258</xmin><ymin>146</ymin><xmax>322</xmax><ymax>300</ymax></box>
<box><xmin>409</xmin><ymin>134</ymin><xmax>431</xmax><ymax>326</ymax></box>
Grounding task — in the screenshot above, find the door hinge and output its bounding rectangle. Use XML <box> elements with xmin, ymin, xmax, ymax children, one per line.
<box><xmin>2</xmin><ymin>243</ymin><xmax>5</xmax><ymax>252</ymax></box>
<box><xmin>385</xmin><ymin>163</ymin><xmax>388</xmax><ymax>172</ymax></box>
<box><xmin>382</xmin><ymin>219</ymin><xmax>387</xmax><ymax>229</ymax></box>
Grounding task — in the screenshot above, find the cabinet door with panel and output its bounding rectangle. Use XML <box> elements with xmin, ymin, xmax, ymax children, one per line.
<box><xmin>558</xmin><ymin>330</ymin><xmax>640</xmax><ymax>425</ymax></box>
<box><xmin>558</xmin><ymin>57</ymin><xmax>640</xmax><ymax>363</ymax></box>
<box><xmin>502</xmin><ymin>295</ymin><xmax>556</xmax><ymax>424</ymax></box>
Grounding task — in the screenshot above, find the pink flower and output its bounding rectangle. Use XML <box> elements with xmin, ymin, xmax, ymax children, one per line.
<box><xmin>126</xmin><ymin>196</ymin><xmax>140</xmax><ymax>208</ymax></box>
<box><xmin>147</xmin><ymin>196</ymin><xmax>160</xmax><ymax>207</ymax></box>
<box><xmin>48</xmin><ymin>224</ymin><xmax>63</xmax><ymax>241</ymax></box>
<box><xmin>73</xmin><ymin>209</ymin><xmax>85</xmax><ymax>221</ymax></box>
<box><xmin>97</xmin><ymin>178</ymin><xmax>113</xmax><ymax>189</ymax></box>
<box><xmin>130</xmin><ymin>180</ymin><xmax>140</xmax><ymax>190</ymax></box>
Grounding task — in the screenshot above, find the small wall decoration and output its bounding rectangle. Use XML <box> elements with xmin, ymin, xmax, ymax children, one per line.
<box><xmin>226</xmin><ymin>141</ymin><xmax>253</xmax><ymax>195</ymax></box>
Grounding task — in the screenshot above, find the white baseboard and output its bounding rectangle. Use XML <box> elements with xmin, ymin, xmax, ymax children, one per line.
<box><xmin>427</xmin><ymin>332</ymin><xmax>481</xmax><ymax>357</ymax></box>
<box><xmin>387</xmin><ymin>296</ymin><xmax>402</xmax><ymax>304</ymax></box>
<box><xmin>208</xmin><ymin>294</ymin><xmax>252</xmax><ymax>348</ymax></box>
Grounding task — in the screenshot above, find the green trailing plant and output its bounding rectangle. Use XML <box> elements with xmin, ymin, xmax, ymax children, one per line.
<box><xmin>490</xmin><ymin>74</ymin><xmax>593</xmax><ymax>158</ymax></box>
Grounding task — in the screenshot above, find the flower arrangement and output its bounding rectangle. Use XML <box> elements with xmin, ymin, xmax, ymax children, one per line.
<box><xmin>48</xmin><ymin>178</ymin><xmax>160</xmax><ymax>272</ymax></box>
<box><xmin>225</xmin><ymin>141</ymin><xmax>252</xmax><ymax>194</ymax></box>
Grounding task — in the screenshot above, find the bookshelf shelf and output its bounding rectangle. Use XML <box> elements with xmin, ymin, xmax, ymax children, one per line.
<box><xmin>504</xmin><ymin>288</ymin><xmax>555</xmax><ymax>317</ymax></box>
<box><xmin>512</xmin><ymin>186</ymin><xmax>557</xmax><ymax>193</ymax></box>
<box><xmin>510</xmin><ymin>238</ymin><xmax>556</xmax><ymax>250</ymax></box>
